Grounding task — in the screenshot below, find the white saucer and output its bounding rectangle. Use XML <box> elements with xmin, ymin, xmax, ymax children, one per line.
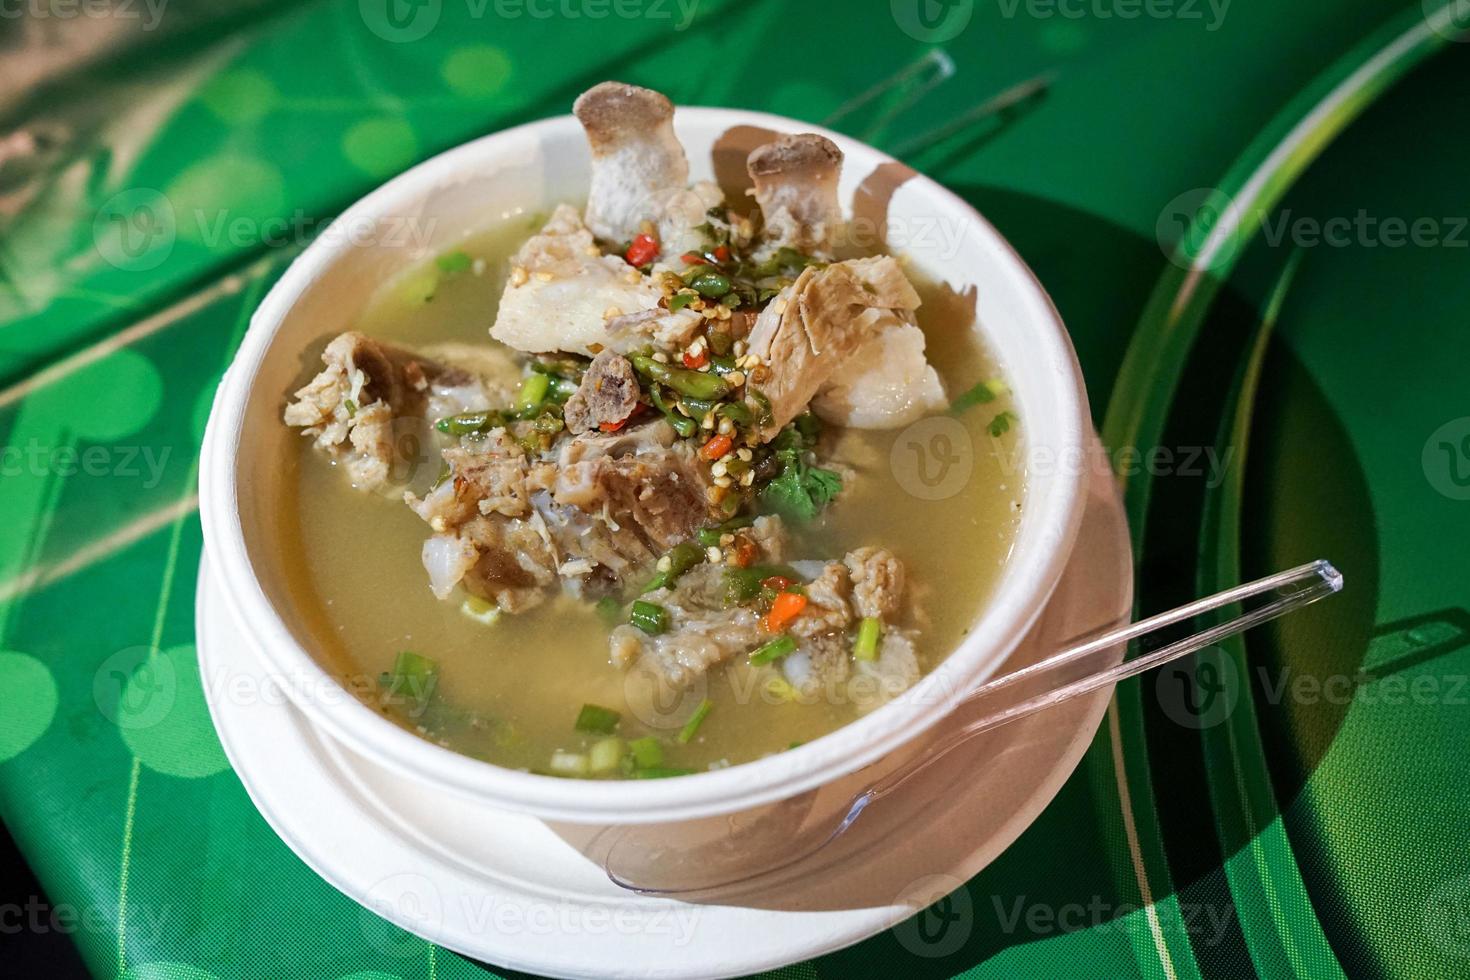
<box><xmin>197</xmin><ymin>459</ymin><xmax>1130</xmax><ymax>980</ymax></box>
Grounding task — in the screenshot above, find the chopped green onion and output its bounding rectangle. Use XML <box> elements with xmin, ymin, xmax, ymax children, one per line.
<box><xmin>575</xmin><ymin>703</ymin><xmax>622</xmax><ymax>734</ymax></box>
<box><xmin>749</xmin><ymin>635</ymin><xmax>798</xmax><ymax>666</ymax></box>
<box><xmin>378</xmin><ymin>651</ymin><xmax>439</xmax><ymax>713</ymax></box>
<box><xmin>988</xmin><ymin>410</ymin><xmax>1017</xmax><ymax>437</ymax></box>
<box><xmin>628</xmin><ymin>736</ymin><xmax>664</xmax><ymax>769</ymax></box>
<box><xmin>952</xmin><ymin>378</ymin><xmax>1011</xmax><ymax>414</ymax></box>
<box><xmin>460</xmin><ymin>596</ymin><xmax>502</xmax><ymax>625</ymax></box>
<box><xmin>589</xmin><ymin>737</ymin><xmax>625</xmax><ymax>773</ymax></box>
<box><xmin>343</xmin><ymin>398</ymin><xmax>358</xmax><ymax>418</ymax></box>
<box><xmin>676</xmin><ymin>699</ymin><xmax>713</xmax><ymax>744</ymax></box>
<box><xmin>632</xmin><ymin>766</ymin><xmax>696</xmax><ymax>779</ymax></box>
<box><xmin>549</xmin><ymin>750</ymin><xmax>590</xmax><ymax>776</ymax></box>
<box><xmin>515</xmin><ymin>373</ymin><xmax>551</xmax><ymax>417</ymax></box>
<box><xmin>435</xmin><ymin>250</ymin><xmax>473</xmax><ymax>274</ymax></box>
<box><xmin>696</xmin><ymin>527</ymin><xmax>722</xmax><ymax>547</ymax></box>
<box><xmin>630</xmin><ymin>600</ymin><xmax>669</xmax><ymax>636</ymax></box>
<box><xmin>595</xmin><ymin>596</ymin><xmax>624</xmax><ymax>625</ymax></box>
<box><xmin>853</xmin><ymin>616</ymin><xmax>882</xmax><ymax>661</ymax></box>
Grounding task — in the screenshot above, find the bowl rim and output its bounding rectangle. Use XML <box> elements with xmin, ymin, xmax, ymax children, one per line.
<box><xmin>199</xmin><ymin>106</ymin><xmax>1092</xmax><ymax>824</ymax></box>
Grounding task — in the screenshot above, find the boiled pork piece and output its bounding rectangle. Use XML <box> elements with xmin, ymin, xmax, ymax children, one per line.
<box><xmin>284</xmin><ymin>332</ymin><xmax>493</xmax><ymax>492</ymax></box>
<box><xmin>488</xmin><ymin>204</ymin><xmax>703</xmax><ymax>357</ymax></box>
<box><xmin>744</xmin><ymin>255</ymin><xmax>942</xmax><ymax>439</ymax></box>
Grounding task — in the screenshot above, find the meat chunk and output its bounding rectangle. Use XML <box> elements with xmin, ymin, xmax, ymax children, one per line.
<box><xmin>489</xmin><ymin>205</ymin><xmax>704</xmax><ymax>357</ymax></box>
<box><xmin>573</xmin><ymin>81</ymin><xmax>726</xmax><ymax>259</ymax></box>
<box><xmin>746</xmin><ymin>515</ymin><xmax>790</xmax><ymax>564</ymax></box>
<box><xmin>747</xmin><ymin>134</ymin><xmax>845</xmax><ymax>259</ymax></box>
<box><xmin>407</xmin><ymin>420</ymin><xmax>718</xmax><ymax>609</ymax></box>
<box><xmin>782</xmin><ymin>633</ymin><xmax>851</xmax><ymax>698</ymax></box>
<box><xmin>744</xmin><ymin>256</ymin><xmax>928</xmax><ymax>439</ymax></box>
<box><xmin>563</xmin><ymin>350</ymin><xmax>641</xmax><ymax>434</ymax></box>
<box><xmin>810</xmin><ymin>314</ymin><xmax>945</xmax><ymax>429</ymax></box>
<box><xmin>609</xmin><ymin>565</ymin><xmax>767</xmax><ymax>689</ymax></box>
<box><xmin>853</xmin><ymin>630</ymin><xmax>922</xmax><ymax>710</ymax></box>
<box><xmin>284</xmin><ymin>332</ymin><xmax>488</xmax><ymax>492</ymax></box>
<box><xmin>844</xmin><ymin>546</ymin><xmax>905</xmax><ymax>620</ymax></box>
<box><xmin>789</xmin><ymin>561</ymin><xmax>854</xmax><ymax>639</ymax></box>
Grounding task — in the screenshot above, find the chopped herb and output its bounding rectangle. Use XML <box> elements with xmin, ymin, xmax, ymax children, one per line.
<box><xmin>435</xmin><ymin>250</ymin><xmax>473</xmax><ymax>275</ymax></box>
<box><xmin>630</xmin><ymin>600</ymin><xmax>670</xmax><ymax>636</ymax></box>
<box><xmin>378</xmin><ymin>651</ymin><xmax>439</xmax><ymax>716</ymax></box>
<box><xmin>853</xmin><ymin>616</ymin><xmax>882</xmax><ymax>661</ymax></box>
<box><xmin>574</xmin><ymin>703</ymin><xmax>622</xmax><ymax>734</ymax></box>
<box><xmin>343</xmin><ymin>398</ymin><xmax>358</xmax><ymax>418</ymax></box>
<box><xmin>628</xmin><ymin>736</ymin><xmax>665</xmax><ymax>769</ymax></box>
<box><xmin>759</xmin><ymin>459</ymin><xmax>843</xmax><ymax>523</ymax></box>
<box><xmin>595</xmin><ymin>596</ymin><xmax>624</xmax><ymax>625</ymax></box>
<box><xmin>436</xmin><ymin>410</ymin><xmax>506</xmax><ymax>435</ymax></box>
<box><xmin>749</xmin><ymin>634</ymin><xmax>798</xmax><ymax>665</ymax></box>
<box><xmin>631</xmin><ymin>767</ymin><xmax>696</xmax><ymax>779</ymax></box>
<box><xmin>676</xmin><ymin>699</ymin><xmax>713</xmax><ymax>744</ymax></box>
<box><xmin>589</xmin><ymin>737</ymin><xmax>626</xmax><ymax>774</ymax></box>
<box><xmin>988</xmin><ymin>411</ymin><xmax>1017</xmax><ymax>437</ymax></box>
<box><xmin>952</xmin><ymin>378</ymin><xmax>1009</xmax><ymax>414</ymax></box>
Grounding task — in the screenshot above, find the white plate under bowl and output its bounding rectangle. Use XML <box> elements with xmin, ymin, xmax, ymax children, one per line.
<box><xmin>198</xmin><ymin>451</ymin><xmax>1130</xmax><ymax>980</ymax></box>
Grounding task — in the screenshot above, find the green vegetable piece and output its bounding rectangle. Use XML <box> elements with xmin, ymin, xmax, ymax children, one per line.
<box><xmin>575</xmin><ymin>703</ymin><xmax>622</xmax><ymax>734</ymax></box>
<box><xmin>676</xmin><ymin>699</ymin><xmax>713</xmax><ymax>744</ymax></box>
<box><xmin>717</xmin><ymin>401</ymin><xmax>753</xmax><ymax>426</ymax></box>
<box><xmin>988</xmin><ymin>410</ymin><xmax>1017</xmax><ymax>437</ymax></box>
<box><xmin>590</xmin><ymin>737</ymin><xmax>625</xmax><ymax>774</ymax></box>
<box><xmin>630</xmin><ymin>354</ymin><xmax>730</xmax><ymax>400</ymax></box>
<box><xmin>436</xmin><ymin>410</ymin><xmax>504</xmax><ymax>435</ymax></box>
<box><xmin>724</xmin><ymin>564</ymin><xmax>802</xmax><ymax>605</ymax></box>
<box><xmin>628</xmin><ymin>736</ymin><xmax>665</xmax><ymax>770</ymax></box>
<box><xmin>668</xmin><ymin>292</ymin><xmax>698</xmax><ymax>312</ymax></box>
<box><xmin>515</xmin><ymin>373</ymin><xmax>551</xmax><ymax>417</ymax></box>
<box><xmin>435</xmin><ymin>250</ymin><xmax>473</xmax><ymax>275</ymax></box>
<box><xmin>343</xmin><ymin>398</ymin><xmax>358</xmax><ymax>418</ymax></box>
<box><xmin>951</xmin><ymin>379</ymin><xmax>998</xmax><ymax>413</ymax></box>
<box><xmin>685</xmin><ymin>269</ymin><xmax>732</xmax><ymax>298</ymax></box>
<box><xmin>549</xmin><ymin>750</ymin><xmax>590</xmax><ymax>776</ymax></box>
<box><xmin>853</xmin><ymin>616</ymin><xmax>882</xmax><ymax>661</ymax></box>
<box><xmin>379</xmin><ymin>651</ymin><xmax>440</xmax><ymax>715</ymax></box>
<box><xmin>548</xmin><ymin>376</ymin><xmax>580</xmax><ymax>404</ymax></box>
<box><xmin>632</xmin><ymin>767</ymin><xmax>696</xmax><ymax>779</ymax></box>
<box><xmin>648</xmin><ymin>385</ymin><xmax>698</xmax><ymax>437</ymax></box>
<box><xmin>642</xmin><ymin>541</ymin><xmax>705</xmax><ymax>593</ymax></box>
<box><xmin>759</xmin><ymin>459</ymin><xmax>843</xmax><ymax>523</ymax></box>
<box><xmin>630</xmin><ymin>600</ymin><xmax>670</xmax><ymax>636</ymax></box>
<box><xmin>749</xmin><ymin>635</ymin><xmax>798</xmax><ymax>666</ymax></box>
<box><xmin>595</xmin><ymin>596</ymin><xmax>624</xmax><ymax>625</ymax></box>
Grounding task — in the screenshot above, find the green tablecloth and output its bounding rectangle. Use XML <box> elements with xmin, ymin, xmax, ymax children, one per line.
<box><xmin>3</xmin><ymin>1</ymin><xmax>1469</xmax><ymax>977</ymax></box>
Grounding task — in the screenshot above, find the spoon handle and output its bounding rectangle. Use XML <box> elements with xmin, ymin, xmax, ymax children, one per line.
<box><xmin>850</xmin><ymin>560</ymin><xmax>1343</xmax><ymax>817</ymax></box>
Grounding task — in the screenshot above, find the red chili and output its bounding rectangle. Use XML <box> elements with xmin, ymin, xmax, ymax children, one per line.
<box><xmin>732</xmin><ymin>536</ymin><xmax>759</xmax><ymax>568</ymax></box>
<box><xmin>713</xmin><ymin>245</ymin><xmax>731</xmax><ymax>262</ymax></box>
<box><xmin>682</xmin><ymin>349</ymin><xmax>709</xmax><ymax>370</ymax></box>
<box><xmin>625</xmin><ymin>233</ymin><xmax>659</xmax><ymax>267</ymax></box>
<box><xmin>761</xmin><ymin>575</ymin><xmax>793</xmax><ymax>593</ymax></box>
<box><xmin>700</xmin><ymin>434</ymin><xmax>733</xmax><ymax>461</ymax></box>
<box><xmin>599</xmin><ymin>418</ymin><xmax>628</xmax><ymax>433</ymax></box>
<box><xmin>681</xmin><ymin>252</ymin><xmax>708</xmax><ymax>266</ymax></box>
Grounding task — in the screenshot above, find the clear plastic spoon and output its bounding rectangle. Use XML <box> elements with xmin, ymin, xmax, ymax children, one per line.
<box><xmin>594</xmin><ymin>559</ymin><xmax>1343</xmax><ymax>895</ymax></box>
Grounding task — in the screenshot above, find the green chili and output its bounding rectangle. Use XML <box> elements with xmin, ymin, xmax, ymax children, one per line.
<box><xmin>684</xmin><ymin>269</ymin><xmax>732</xmax><ymax>298</ymax></box>
<box><xmin>641</xmin><ymin>541</ymin><xmax>705</xmax><ymax>593</ymax></box>
<box><xmin>515</xmin><ymin>373</ymin><xmax>550</xmax><ymax>417</ymax></box>
<box><xmin>630</xmin><ymin>354</ymin><xmax>730</xmax><ymax>400</ymax></box>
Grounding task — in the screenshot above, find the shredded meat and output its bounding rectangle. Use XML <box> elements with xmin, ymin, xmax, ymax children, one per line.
<box><xmin>845</xmin><ymin>546</ymin><xmax>905</xmax><ymax>620</ymax></box>
<box><xmin>284</xmin><ymin>332</ymin><xmax>488</xmax><ymax>492</ymax></box>
<box><xmin>563</xmin><ymin>350</ymin><xmax>641</xmax><ymax>434</ymax></box>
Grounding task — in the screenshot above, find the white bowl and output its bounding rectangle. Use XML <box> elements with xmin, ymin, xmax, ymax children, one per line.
<box><xmin>199</xmin><ymin>108</ymin><xmax>1091</xmax><ymax>826</ymax></box>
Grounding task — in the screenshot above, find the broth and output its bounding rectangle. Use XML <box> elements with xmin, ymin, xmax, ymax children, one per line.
<box><xmin>280</xmin><ymin>219</ymin><xmax>1023</xmax><ymax>774</ymax></box>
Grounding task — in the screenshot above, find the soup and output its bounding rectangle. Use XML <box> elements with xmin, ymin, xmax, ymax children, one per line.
<box><xmin>279</xmin><ymin>82</ymin><xmax>1023</xmax><ymax>778</ymax></box>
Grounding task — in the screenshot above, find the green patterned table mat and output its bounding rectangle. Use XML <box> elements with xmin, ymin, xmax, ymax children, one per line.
<box><xmin>2</xmin><ymin>2</ymin><xmax>1468</xmax><ymax>978</ymax></box>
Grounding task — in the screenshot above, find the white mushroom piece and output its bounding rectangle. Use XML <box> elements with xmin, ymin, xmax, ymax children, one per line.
<box><xmin>746</xmin><ymin>133</ymin><xmax>845</xmax><ymax>259</ymax></box>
